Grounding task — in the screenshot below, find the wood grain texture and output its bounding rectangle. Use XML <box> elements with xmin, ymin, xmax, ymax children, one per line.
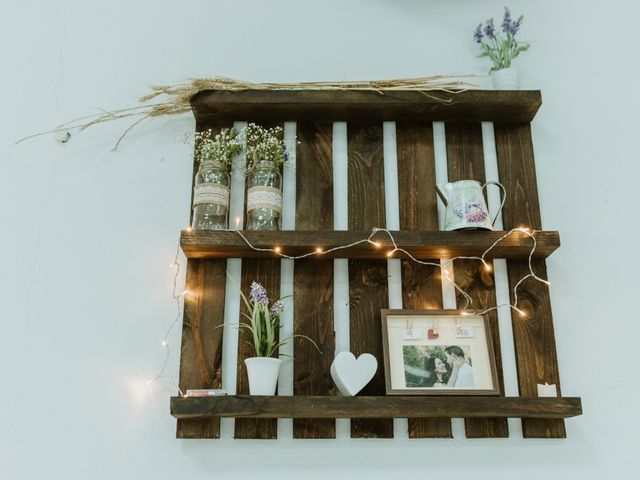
<box><xmin>293</xmin><ymin>122</ymin><xmax>336</xmax><ymax>438</ymax></box>
<box><xmin>176</xmin><ymin>259</ymin><xmax>227</xmax><ymax>438</ymax></box>
<box><xmin>494</xmin><ymin>122</ymin><xmax>565</xmax><ymax>438</ymax></box>
<box><xmin>172</xmin><ymin>396</ymin><xmax>583</xmax><ymax>420</ymax></box>
<box><xmin>347</xmin><ymin>122</ymin><xmax>393</xmax><ymax>438</ymax></box>
<box><xmin>445</xmin><ymin>122</ymin><xmax>509</xmax><ymax>438</ymax></box>
<box><xmin>396</xmin><ymin>121</ymin><xmax>452</xmax><ymax>438</ymax></box>
<box><xmin>190</xmin><ymin>90</ymin><xmax>542</xmax><ymax>123</ymax></box>
<box><xmin>180</xmin><ymin>230</ymin><xmax>560</xmax><ymax>259</ymax></box>
<box><xmin>234</xmin><ymin>258</ymin><xmax>281</xmax><ymax>439</ymax></box>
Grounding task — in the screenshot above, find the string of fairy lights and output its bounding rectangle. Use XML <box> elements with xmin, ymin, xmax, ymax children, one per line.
<box><xmin>147</xmin><ymin>243</ymin><xmax>186</xmax><ymax>396</ymax></box>
<box><xmin>148</xmin><ymin>222</ymin><xmax>550</xmax><ymax>391</ymax></box>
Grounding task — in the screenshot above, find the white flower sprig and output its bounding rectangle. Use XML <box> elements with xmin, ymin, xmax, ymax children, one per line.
<box><xmin>193</xmin><ymin>128</ymin><xmax>242</xmax><ymax>168</ymax></box>
<box><xmin>243</xmin><ymin>123</ymin><xmax>288</xmax><ymax>172</ymax></box>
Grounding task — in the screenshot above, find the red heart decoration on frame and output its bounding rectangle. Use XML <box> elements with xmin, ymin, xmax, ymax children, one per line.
<box><xmin>427</xmin><ymin>329</ymin><xmax>439</xmax><ymax>340</ymax></box>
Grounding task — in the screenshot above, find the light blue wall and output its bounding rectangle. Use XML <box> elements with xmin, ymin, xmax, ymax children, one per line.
<box><xmin>1</xmin><ymin>1</ymin><xmax>637</xmax><ymax>478</ymax></box>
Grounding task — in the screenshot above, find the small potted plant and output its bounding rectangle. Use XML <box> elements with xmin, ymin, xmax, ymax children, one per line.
<box><xmin>244</xmin><ymin>123</ymin><xmax>288</xmax><ymax>231</ymax></box>
<box><xmin>191</xmin><ymin>128</ymin><xmax>242</xmax><ymax>230</ymax></box>
<box><xmin>239</xmin><ymin>281</ymin><xmax>318</xmax><ymax>395</ymax></box>
<box><xmin>474</xmin><ymin>7</ymin><xmax>530</xmax><ymax>90</ymax></box>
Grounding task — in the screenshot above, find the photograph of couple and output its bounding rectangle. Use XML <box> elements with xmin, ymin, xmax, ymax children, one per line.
<box><xmin>403</xmin><ymin>344</ymin><xmax>475</xmax><ymax>389</ymax></box>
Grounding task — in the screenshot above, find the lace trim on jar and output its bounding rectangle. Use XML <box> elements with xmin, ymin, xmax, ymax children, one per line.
<box><xmin>247</xmin><ymin>186</ymin><xmax>282</xmax><ymax>214</ymax></box>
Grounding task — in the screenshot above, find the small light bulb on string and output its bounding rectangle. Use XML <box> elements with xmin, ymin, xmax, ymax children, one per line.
<box><xmin>235</xmin><ymin>217</ymin><xmax>241</xmax><ymax>229</ymax></box>
<box><xmin>386</xmin><ymin>249</ymin><xmax>396</xmax><ymax>258</ymax></box>
<box><xmin>274</xmin><ymin>246</ymin><xmax>282</xmax><ymax>254</ymax></box>
<box><xmin>315</xmin><ymin>247</ymin><xmax>323</xmax><ymax>254</ymax></box>
<box><xmin>161</xmin><ymin>340</ymin><xmax>168</xmax><ymax>347</ymax></box>
<box><xmin>370</xmin><ymin>241</ymin><xmax>381</xmax><ymax>248</ymax></box>
<box><xmin>483</xmin><ymin>261</ymin><xmax>493</xmax><ymax>273</ymax></box>
<box><xmin>186</xmin><ymin>226</ymin><xmax>193</xmax><ymax>233</ymax></box>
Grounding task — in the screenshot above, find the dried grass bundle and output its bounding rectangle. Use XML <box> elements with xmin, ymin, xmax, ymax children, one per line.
<box><xmin>17</xmin><ymin>75</ymin><xmax>479</xmax><ymax>150</ymax></box>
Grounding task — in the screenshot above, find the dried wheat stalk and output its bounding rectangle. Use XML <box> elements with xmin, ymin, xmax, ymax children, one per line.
<box><xmin>17</xmin><ymin>75</ymin><xmax>479</xmax><ymax>150</ymax></box>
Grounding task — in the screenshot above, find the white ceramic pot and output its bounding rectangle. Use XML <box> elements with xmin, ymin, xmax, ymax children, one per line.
<box><xmin>491</xmin><ymin>67</ymin><xmax>519</xmax><ymax>90</ymax></box>
<box><xmin>244</xmin><ymin>357</ymin><xmax>282</xmax><ymax>395</ymax></box>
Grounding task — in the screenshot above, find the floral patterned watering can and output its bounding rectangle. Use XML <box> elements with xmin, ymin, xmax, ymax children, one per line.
<box><xmin>435</xmin><ymin>180</ymin><xmax>506</xmax><ymax>231</ymax></box>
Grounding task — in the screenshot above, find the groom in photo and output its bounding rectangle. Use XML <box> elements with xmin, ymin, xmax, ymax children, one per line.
<box><xmin>444</xmin><ymin>345</ymin><xmax>475</xmax><ymax>388</ymax></box>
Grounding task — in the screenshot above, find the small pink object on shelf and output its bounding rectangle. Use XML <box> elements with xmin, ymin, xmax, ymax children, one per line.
<box><xmin>185</xmin><ymin>389</ymin><xmax>227</xmax><ymax>397</ymax></box>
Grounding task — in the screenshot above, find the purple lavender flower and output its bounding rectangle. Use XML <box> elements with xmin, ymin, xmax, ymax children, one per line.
<box><xmin>501</xmin><ymin>7</ymin><xmax>521</xmax><ymax>35</ymax></box>
<box><xmin>514</xmin><ymin>14</ymin><xmax>524</xmax><ymax>34</ymax></box>
<box><xmin>474</xmin><ymin>23</ymin><xmax>484</xmax><ymax>43</ymax></box>
<box><xmin>250</xmin><ymin>281</ymin><xmax>269</xmax><ymax>305</ymax></box>
<box><xmin>270</xmin><ymin>300</ymin><xmax>284</xmax><ymax>316</ymax></box>
<box><xmin>483</xmin><ymin>18</ymin><xmax>496</xmax><ymax>39</ymax></box>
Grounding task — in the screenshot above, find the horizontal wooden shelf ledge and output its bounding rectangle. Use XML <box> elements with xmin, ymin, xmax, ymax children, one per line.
<box><xmin>180</xmin><ymin>230</ymin><xmax>560</xmax><ymax>260</ymax></box>
<box><xmin>190</xmin><ymin>89</ymin><xmax>542</xmax><ymax>123</ymax></box>
<box><xmin>170</xmin><ymin>395</ymin><xmax>582</xmax><ymax>420</ymax></box>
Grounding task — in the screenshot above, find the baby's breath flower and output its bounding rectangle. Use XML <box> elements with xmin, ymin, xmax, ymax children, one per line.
<box><xmin>194</xmin><ymin>127</ymin><xmax>242</xmax><ymax>168</ymax></box>
<box><xmin>243</xmin><ymin>123</ymin><xmax>289</xmax><ymax>171</ymax></box>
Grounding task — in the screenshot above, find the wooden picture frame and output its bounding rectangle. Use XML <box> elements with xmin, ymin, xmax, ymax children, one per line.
<box><xmin>381</xmin><ymin>309</ymin><xmax>500</xmax><ymax>396</ymax></box>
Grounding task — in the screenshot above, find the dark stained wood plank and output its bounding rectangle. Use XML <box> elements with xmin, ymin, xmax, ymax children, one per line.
<box><xmin>295</xmin><ymin>122</ymin><xmax>334</xmax><ymax>231</ymax></box>
<box><xmin>190</xmin><ymin>90</ymin><xmax>542</xmax><ymax>123</ymax></box>
<box><xmin>494</xmin><ymin>122</ymin><xmax>566</xmax><ymax>438</ymax></box>
<box><xmin>396</xmin><ymin>121</ymin><xmax>452</xmax><ymax>439</ymax></box>
<box><xmin>293</xmin><ymin>122</ymin><xmax>336</xmax><ymax>439</ymax></box>
<box><xmin>445</xmin><ymin>122</ymin><xmax>509</xmax><ymax>438</ymax></box>
<box><xmin>176</xmin><ymin>258</ymin><xmax>226</xmax><ymax>438</ymax></box>
<box><xmin>234</xmin><ymin>258</ymin><xmax>281</xmax><ymax>439</ymax></box>
<box><xmin>172</xmin><ymin>396</ymin><xmax>583</xmax><ymax>420</ymax></box>
<box><xmin>347</xmin><ymin>122</ymin><xmax>393</xmax><ymax>438</ymax></box>
<box><xmin>180</xmin><ymin>230</ymin><xmax>560</xmax><ymax>260</ymax></box>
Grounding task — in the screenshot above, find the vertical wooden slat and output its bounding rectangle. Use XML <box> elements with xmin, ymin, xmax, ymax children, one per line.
<box><xmin>347</xmin><ymin>122</ymin><xmax>393</xmax><ymax>438</ymax></box>
<box><xmin>445</xmin><ymin>122</ymin><xmax>509</xmax><ymax>438</ymax></box>
<box><xmin>234</xmin><ymin>258</ymin><xmax>281</xmax><ymax>439</ymax></box>
<box><xmin>176</xmin><ymin>259</ymin><xmax>226</xmax><ymax>438</ymax></box>
<box><xmin>234</xmin><ymin>121</ymin><xmax>284</xmax><ymax>439</ymax></box>
<box><xmin>293</xmin><ymin>122</ymin><xmax>336</xmax><ymax>439</ymax></box>
<box><xmin>396</xmin><ymin>121</ymin><xmax>452</xmax><ymax>439</ymax></box>
<box><xmin>494</xmin><ymin>122</ymin><xmax>565</xmax><ymax>439</ymax></box>
<box><xmin>177</xmin><ymin>122</ymin><xmax>230</xmax><ymax>439</ymax></box>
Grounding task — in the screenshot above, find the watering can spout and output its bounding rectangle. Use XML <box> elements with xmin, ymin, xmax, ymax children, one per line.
<box><xmin>435</xmin><ymin>183</ymin><xmax>453</xmax><ymax>206</ymax></box>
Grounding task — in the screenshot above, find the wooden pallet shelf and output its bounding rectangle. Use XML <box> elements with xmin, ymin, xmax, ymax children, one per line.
<box><xmin>171</xmin><ymin>395</ymin><xmax>582</xmax><ymax>420</ymax></box>
<box><xmin>180</xmin><ymin>230</ymin><xmax>560</xmax><ymax>260</ymax></box>
<box><xmin>190</xmin><ymin>90</ymin><xmax>542</xmax><ymax>123</ymax></box>
<box><xmin>175</xmin><ymin>89</ymin><xmax>580</xmax><ymax>440</ymax></box>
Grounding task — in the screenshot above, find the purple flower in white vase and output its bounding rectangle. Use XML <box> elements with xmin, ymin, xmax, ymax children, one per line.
<box><xmin>270</xmin><ymin>301</ymin><xmax>284</xmax><ymax>317</ymax></box>
<box><xmin>474</xmin><ymin>23</ymin><xmax>484</xmax><ymax>43</ymax></box>
<box><xmin>250</xmin><ymin>281</ymin><xmax>269</xmax><ymax>305</ymax></box>
<box><xmin>483</xmin><ymin>18</ymin><xmax>496</xmax><ymax>39</ymax></box>
<box><xmin>473</xmin><ymin>7</ymin><xmax>530</xmax><ymax>73</ymax></box>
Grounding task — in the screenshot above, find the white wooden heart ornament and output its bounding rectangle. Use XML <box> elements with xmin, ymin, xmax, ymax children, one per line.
<box><xmin>330</xmin><ymin>352</ymin><xmax>378</xmax><ymax>396</ymax></box>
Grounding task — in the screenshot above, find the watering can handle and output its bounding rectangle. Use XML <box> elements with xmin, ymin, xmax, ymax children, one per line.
<box><xmin>482</xmin><ymin>181</ymin><xmax>506</xmax><ymax>227</ymax></box>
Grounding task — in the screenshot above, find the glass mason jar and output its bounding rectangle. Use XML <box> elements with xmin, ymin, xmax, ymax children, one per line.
<box><xmin>192</xmin><ymin>160</ymin><xmax>231</xmax><ymax>230</ymax></box>
<box><xmin>246</xmin><ymin>159</ymin><xmax>282</xmax><ymax>230</ymax></box>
